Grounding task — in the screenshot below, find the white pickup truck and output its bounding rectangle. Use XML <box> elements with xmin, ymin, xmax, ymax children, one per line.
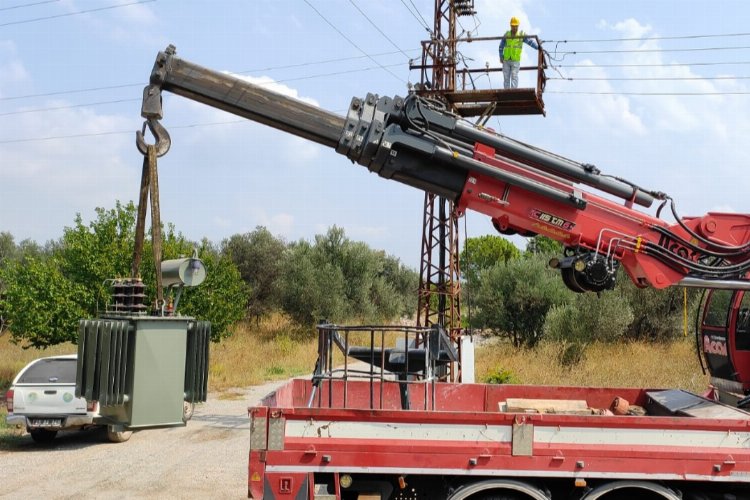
<box><xmin>4</xmin><ymin>354</ymin><xmax>131</xmax><ymax>443</ymax></box>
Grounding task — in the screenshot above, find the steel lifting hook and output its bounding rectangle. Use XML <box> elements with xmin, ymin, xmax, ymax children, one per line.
<box><xmin>136</xmin><ymin>118</ymin><xmax>171</xmax><ymax>157</ymax></box>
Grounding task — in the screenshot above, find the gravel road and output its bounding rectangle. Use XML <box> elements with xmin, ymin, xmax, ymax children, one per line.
<box><xmin>1</xmin><ymin>380</ymin><xmax>287</xmax><ymax>499</ymax></box>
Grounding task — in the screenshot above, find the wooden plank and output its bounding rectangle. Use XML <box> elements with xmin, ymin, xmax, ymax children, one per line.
<box><xmin>503</xmin><ymin>398</ymin><xmax>590</xmax><ymax>415</ymax></box>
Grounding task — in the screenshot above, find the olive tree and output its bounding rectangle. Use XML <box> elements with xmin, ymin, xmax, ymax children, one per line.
<box><xmin>470</xmin><ymin>255</ymin><xmax>569</xmax><ymax>347</ymax></box>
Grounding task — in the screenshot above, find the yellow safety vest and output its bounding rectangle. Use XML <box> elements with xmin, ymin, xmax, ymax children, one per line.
<box><xmin>503</xmin><ymin>30</ymin><xmax>525</xmax><ymax>62</ymax></box>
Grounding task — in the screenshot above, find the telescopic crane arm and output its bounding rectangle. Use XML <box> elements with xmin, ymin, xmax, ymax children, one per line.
<box><xmin>139</xmin><ymin>45</ymin><xmax>750</xmax><ymax>294</ymax></box>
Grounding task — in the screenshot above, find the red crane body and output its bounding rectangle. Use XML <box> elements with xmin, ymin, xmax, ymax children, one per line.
<box><xmin>461</xmin><ymin>141</ymin><xmax>750</xmax><ymax>290</ymax></box>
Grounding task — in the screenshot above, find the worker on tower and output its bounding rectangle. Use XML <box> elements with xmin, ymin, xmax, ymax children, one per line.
<box><xmin>499</xmin><ymin>16</ymin><xmax>539</xmax><ymax>89</ymax></box>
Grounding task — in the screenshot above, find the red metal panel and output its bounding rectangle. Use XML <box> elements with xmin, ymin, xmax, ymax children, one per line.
<box><xmin>457</xmin><ymin>144</ymin><xmax>750</xmax><ymax>289</ymax></box>
<box><xmin>257</xmin><ymin>379</ymin><xmax>750</xmax><ymax>486</ymax></box>
<box><xmin>265</xmin><ymin>443</ymin><xmax>750</xmax><ymax>481</ymax></box>
<box><xmin>249</xmin><ymin>451</ymin><xmax>266</xmax><ymax>499</ymax></box>
<box><xmin>264</xmin><ymin>472</ymin><xmax>308</xmax><ymax>500</ymax></box>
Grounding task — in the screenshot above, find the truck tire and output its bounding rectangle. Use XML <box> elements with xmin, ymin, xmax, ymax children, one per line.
<box><xmin>29</xmin><ymin>429</ymin><xmax>57</xmax><ymax>443</ymax></box>
<box><xmin>107</xmin><ymin>425</ymin><xmax>133</xmax><ymax>443</ymax></box>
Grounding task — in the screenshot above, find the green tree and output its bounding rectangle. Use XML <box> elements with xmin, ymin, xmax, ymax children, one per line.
<box><xmin>525</xmin><ymin>235</ymin><xmax>563</xmax><ymax>256</ymax></box>
<box><xmin>0</xmin><ymin>231</ymin><xmax>16</xmax><ymax>265</ymax></box>
<box><xmin>618</xmin><ymin>277</ymin><xmax>690</xmax><ymax>342</ymax></box>
<box><xmin>278</xmin><ymin>227</ymin><xmax>418</xmax><ymax>326</ymax></box>
<box><xmin>460</xmin><ymin>235</ymin><xmax>520</xmax><ymax>284</ymax></box>
<box><xmin>378</xmin><ymin>252</ymin><xmax>418</xmax><ymax>319</ymax></box>
<box><xmin>1</xmin><ymin>202</ymin><xmax>248</xmax><ymax>346</ymax></box>
<box><xmin>177</xmin><ymin>241</ymin><xmax>249</xmax><ymax>341</ymax></box>
<box><xmin>0</xmin><ymin>256</ymin><xmax>87</xmax><ymax>348</ymax></box>
<box><xmin>543</xmin><ymin>291</ymin><xmax>634</xmax><ymax>365</ymax></box>
<box><xmin>471</xmin><ymin>255</ymin><xmax>569</xmax><ymax>347</ymax></box>
<box><xmin>56</xmin><ymin>202</ymin><xmax>137</xmax><ymax>314</ymax></box>
<box><xmin>279</xmin><ymin>240</ymin><xmax>348</xmax><ymax>325</ymax></box>
<box><xmin>222</xmin><ymin>227</ymin><xmax>286</xmax><ymax>321</ymax></box>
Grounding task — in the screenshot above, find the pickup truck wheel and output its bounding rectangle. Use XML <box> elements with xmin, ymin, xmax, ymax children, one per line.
<box><xmin>107</xmin><ymin>426</ymin><xmax>133</xmax><ymax>443</ymax></box>
<box><xmin>29</xmin><ymin>429</ymin><xmax>57</xmax><ymax>443</ymax></box>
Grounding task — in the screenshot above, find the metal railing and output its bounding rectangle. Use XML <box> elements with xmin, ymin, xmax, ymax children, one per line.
<box><xmin>410</xmin><ymin>34</ymin><xmax>547</xmax><ymax>117</ymax></box>
<box><xmin>308</xmin><ymin>324</ymin><xmax>457</xmax><ymax>411</ymax></box>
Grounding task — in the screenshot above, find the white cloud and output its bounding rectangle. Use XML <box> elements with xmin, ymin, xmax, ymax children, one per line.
<box><xmin>564</xmin><ymin>61</ymin><xmax>646</xmax><ymax>136</ymax></box>
<box><xmin>346</xmin><ymin>224</ymin><xmax>388</xmax><ymax>240</ymax></box>
<box><xmin>710</xmin><ymin>204</ymin><xmax>736</xmax><ymax>214</ymax></box>
<box><xmin>229</xmin><ymin>73</ymin><xmax>320</xmax><ymax>107</ymax></box>
<box><xmin>212</xmin><ymin>215</ymin><xmax>231</xmax><ymax>228</ymax></box>
<box><xmin>247</xmin><ymin>210</ymin><xmax>295</xmax><ymax>237</ymax></box>
<box><xmin>116</xmin><ymin>2</ymin><xmax>157</xmax><ymax>24</ymax></box>
<box><xmin>476</xmin><ymin>0</ymin><xmax>536</xmax><ymax>35</ymax></box>
<box><xmin>0</xmin><ymin>41</ymin><xmax>30</xmax><ymax>93</ymax></box>
<box><xmin>607</xmin><ymin>18</ymin><xmax>652</xmax><ymax>39</ymax></box>
<box><xmin>0</xmin><ymin>103</ymin><xmax>137</xmax><ymax>241</ymax></box>
<box><xmin>58</xmin><ymin>0</ymin><xmax>161</xmax><ymax>47</ymax></box>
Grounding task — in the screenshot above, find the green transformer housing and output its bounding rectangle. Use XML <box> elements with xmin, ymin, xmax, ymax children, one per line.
<box><xmin>75</xmin><ymin>315</ymin><xmax>210</xmax><ymax>429</ymax></box>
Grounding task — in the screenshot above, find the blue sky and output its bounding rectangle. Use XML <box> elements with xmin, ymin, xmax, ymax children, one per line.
<box><xmin>2</xmin><ymin>0</ymin><xmax>749</xmax><ymax>269</ymax></box>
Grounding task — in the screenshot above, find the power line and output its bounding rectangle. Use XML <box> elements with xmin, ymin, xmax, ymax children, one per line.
<box><xmin>0</xmin><ymin>0</ymin><xmax>59</xmax><ymax>12</ymax></box>
<box><xmin>0</xmin><ymin>0</ymin><xmax>155</xmax><ymax>28</ymax></box>
<box><xmin>271</xmin><ymin>62</ymin><xmax>404</xmax><ymax>83</ymax></box>
<box><xmin>399</xmin><ymin>0</ymin><xmax>430</xmax><ymax>33</ymax></box>
<box><xmin>550</xmin><ymin>76</ymin><xmax>750</xmax><ymax>82</ymax></box>
<box><xmin>548</xmin><ymin>90</ymin><xmax>750</xmax><ymax>96</ymax></box>
<box><xmin>0</xmin><ymin>84</ymin><xmax>143</xmax><ymax>102</ymax></box>
<box><xmin>406</xmin><ymin>0</ymin><xmax>431</xmax><ymax>31</ymax></box>
<box><xmin>0</xmin><ymin>64</ymin><xmax>404</xmax><ymax>118</ymax></box>
<box><xmin>552</xmin><ymin>61</ymin><xmax>750</xmax><ymax>69</ymax></box>
<box><xmin>555</xmin><ymin>45</ymin><xmax>750</xmax><ymax>56</ymax></box>
<box><xmin>302</xmin><ymin>0</ymin><xmax>405</xmax><ymax>84</ymax></box>
<box><xmin>544</xmin><ymin>32</ymin><xmax>750</xmax><ymax>44</ymax></box>
<box><xmin>346</xmin><ymin>0</ymin><xmax>411</xmax><ymax>59</ymax></box>
<box><xmin>0</xmin><ymin>50</ymin><xmax>418</xmax><ymax>102</ymax></box>
<box><xmin>0</xmin><ymin>98</ymin><xmax>140</xmax><ymax>117</ymax></box>
<box><xmin>0</xmin><ymin>119</ymin><xmax>243</xmax><ymax>145</ymax></box>
<box><xmin>235</xmin><ymin>49</ymin><xmax>418</xmax><ymax>75</ymax></box>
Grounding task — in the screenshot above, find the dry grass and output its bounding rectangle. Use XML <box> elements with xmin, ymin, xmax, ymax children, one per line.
<box><xmin>0</xmin><ymin>322</ymin><xmax>708</xmax><ymax>396</ymax></box>
<box><xmin>0</xmin><ymin>323</ymin><xmax>712</xmax><ymax>446</ymax></box>
<box><xmin>208</xmin><ymin>313</ymin><xmax>319</xmax><ymax>392</ymax></box>
<box><xmin>212</xmin><ymin>321</ymin><xmax>709</xmax><ymax>393</ymax></box>
<box><xmin>0</xmin><ymin>336</ymin><xmax>76</xmax><ymax>392</ymax></box>
<box><xmin>475</xmin><ymin>336</ymin><xmax>708</xmax><ymax>393</ymax></box>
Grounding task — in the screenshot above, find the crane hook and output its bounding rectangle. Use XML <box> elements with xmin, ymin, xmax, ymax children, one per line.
<box><xmin>136</xmin><ymin>117</ymin><xmax>171</xmax><ymax>157</ymax></box>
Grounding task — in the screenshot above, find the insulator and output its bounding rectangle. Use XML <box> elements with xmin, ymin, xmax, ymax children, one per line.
<box><xmin>454</xmin><ymin>0</ymin><xmax>475</xmax><ymax>16</ymax></box>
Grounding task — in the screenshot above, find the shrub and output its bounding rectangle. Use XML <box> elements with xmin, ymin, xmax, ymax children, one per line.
<box><xmin>470</xmin><ymin>255</ymin><xmax>569</xmax><ymax>347</ymax></box>
<box><xmin>619</xmin><ymin>278</ymin><xmax>694</xmax><ymax>342</ymax></box>
<box><xmin>484</xmin><ymin>367</ymin><xmax>519</xmax><ymax>385</ymax></box>
<box><xmin>543</xmin><ymin>291</ymin><xmax>634</xmax><ymax>366</ymax></box>
<box><xmin>544</xmin><ymin>291</ymin><xmax>634</xmax><ymax>344</ymax></box>
<box><xmin>557</xmin><ymin>341</ymin><xmax>587</xmax><ymax>367</ymax></box>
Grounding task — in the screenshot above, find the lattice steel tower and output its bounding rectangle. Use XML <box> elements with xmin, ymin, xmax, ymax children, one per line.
<box><xmin>411</xmin><ymin>1</ymin><xmax>545</xmax><ymax>382</ymax></box>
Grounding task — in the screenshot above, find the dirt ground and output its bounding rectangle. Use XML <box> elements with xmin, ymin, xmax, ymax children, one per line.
<box><xmin>1</xmin><ymin>380</ymin><xmax>287</xmax><ymax>499</ymax></box>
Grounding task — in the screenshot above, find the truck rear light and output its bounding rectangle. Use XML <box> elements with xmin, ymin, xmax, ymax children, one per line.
<box><xmin>5</xmin><ymin>389</ymin><xmax>13</xmax><ymax>412</ymax></box>
<box><xmin>87</xmin><ymin>399</ymin><xmax>98</xmax><ymax>412</ymax></box>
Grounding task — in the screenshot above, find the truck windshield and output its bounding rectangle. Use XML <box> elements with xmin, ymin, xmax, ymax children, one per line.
<box><xmin>18</xmin><ymin>358</ymin><xmax>77</xmax><ymax>384</ymax></box>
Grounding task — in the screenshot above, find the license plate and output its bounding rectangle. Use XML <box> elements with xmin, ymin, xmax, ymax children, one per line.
<box><xmin>28</xmin><ymin>418</ymin><xmax>63</xmax><ymax>429</ymax></box>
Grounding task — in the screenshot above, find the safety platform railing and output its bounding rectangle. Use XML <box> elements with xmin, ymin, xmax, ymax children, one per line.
<box><xmin>308</xmin><ymin>324</ymin><xmax>457</xmax><ymax>411</ymax></box>
<box><xmin>410</xmin><ymin>34</ymin><xmax>546</xmax><ymax>117</ymax></box>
